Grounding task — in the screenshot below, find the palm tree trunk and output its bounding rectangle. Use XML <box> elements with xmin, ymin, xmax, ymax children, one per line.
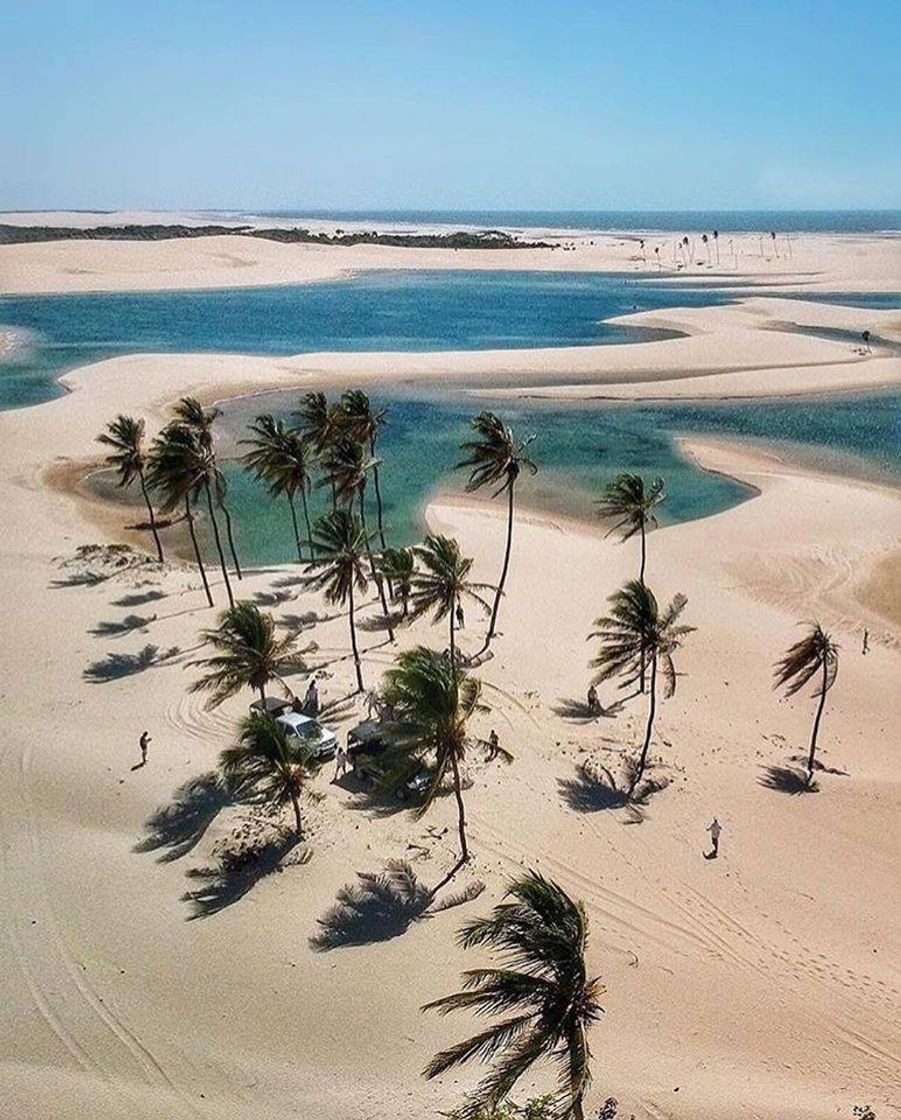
<box><xmin>204</xmin><ymin>484</ymin><xmax>234</xmax><ymax>608</ymax></box>
<box><xmin>347</xmin><ymin>580</ymin><xmax>364</xmax><ymax>693</ymax></box>
<box><xmin>567</xmin><ymin>1024</ymin><xmax>588</xmax><ymax>1120</ymax></box>
<box><xmin>185</xmin><ymin>495</ymin><xmax>214</xmax><ymax>607</ymax></box>
<box><xmin>449</xmin><ymin>750</ymin><xmax>469</xmax><ymax>864</ymax></box>
<box><xmin>138</xmin><ymin>469</ymin><xmax>164</xmax><ymax>562</ymax></box>
<box><xmin>484</xmin><ymin>480</ymin><xmax>515</xmax><ymax>649</ymax></box>
<box><xmin>630</xmin><ymin>653</ymin><xmax>657</xmax><ymax>796</ymax></box>
<box><xmin>300</xmin><ymin>486</ymin><xmax>314</xmax><ymax>561</ymax></box>
<box><xmin>219</xmin><ymin>497</ymin><xmax>242</xmax><ymax>580</ymax></box>
<box><xmin>370</xmin><ymin>439</ymin><xmax>388</xmax><ymax>552</ymax></box>
<box><xmin>287</xmin><ymin>493</ymin><xmax>303</xmax><ymax>563</ymax></box>
<box><xmin>359</xmin><ymin>490</ymin><xmax>394</xmax><ymax>641</ymax></box>
<box><xmin>449</xmin><ymin>606</ymin><xmax>456</xmax><ymax>665</ymax></box>
<box><xmin>290</xmin><ymin>791</ymin><xmax>303</xmax><ymax>837</ymax></box>
<box><xmin>638</xmin><ymin>519</ymin><xmax>647</xmax><ymax>692</ymax></box>
<box><xmin>807</xmin><ymin>659</ymin><xmax>829</xmax><ymax>784</ymax></box>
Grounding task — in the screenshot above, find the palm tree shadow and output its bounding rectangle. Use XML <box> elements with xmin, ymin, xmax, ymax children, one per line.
<box><xmin>134</xmin><ymin>772</ymin><xmax>231</xmax><ymax>861</ymax></box>
<box><xmin>111</xmin><ymin>590</ymin><xmax>166</xmax><ymax>607</ymax></box>
<box><xmin>558</xmin><ymin>763</ymin><xmax>666</xmax><ymax>822</ymax></box>
<box><xmin>252</xmin><ymin>589</ymin><xmax>295</xmax><ymax>608</ymax></box>
<box><xmin>89</xmin><ymin>614</ymin><xmax>157</xmax><ymax>638</ymax></box>
<box><xmin>318</xmin><ymin>695</ymin><xmax>358</xmax><ymax>723</ymax></box>
<box><xmin>758</xmin><ymin>765</ymin><xmax>819</xmax><ymax>795</ymax></box>
<box><xmin>83</xmin><ymin>644</ymin><xmax>180</xmax><ymax>682</ymax></box>
<box><xmin>310</xmin><ymin>861</ymin><xmax>481</xmax><ymax>951</ymax></box>
<box><xmin>552</xmin><ymin>698</ymin><xmax>624</xmax><ymax>723</ymax></box>
<box><xmin>182</xmin><ymin>831</ymin><xmax>309</xmax><ymax>919</ymax></box>
<box><xmin>50</xmin><ymin>572</ymin><xmax>108</xmax><ymax>588</ymax></box>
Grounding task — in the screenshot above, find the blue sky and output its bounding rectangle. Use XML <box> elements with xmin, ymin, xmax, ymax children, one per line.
<box><xmin>1</xmin><ymin>0</ymin><xmax>898</xmax><ymax>211</ymax></box>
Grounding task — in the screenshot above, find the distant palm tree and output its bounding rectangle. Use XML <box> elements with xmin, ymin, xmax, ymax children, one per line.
<box><xmin>97</xmin><ymin>414</ymin><xmax>164</xmax><ymax>562</ymax></box>
<box><xmin>219</xmin><ymin>714</ymin><xmax>312</xmax><ymax>836</ymax></box>
<box><xmin>294</xmin><ymin>390</ymin><xmax>337</xmax><ymax>457</ymax></box>
<box><xmin>410</xmin><ymin>535</ymin><xmax>493</xmax><ymax>664</ymax></box>
<box><xmin>379</xmin><ymin>546</ymin><xmax>415</xmax><ymax>617</ymax></box>
<box><xmin>306</xmin><ymin>509</ymin><xmax>370</xmax><ymax>693</ymax></box>
<box><xmin>770</xmin><ymin>230</ymin><xmax>779</xmax><ymax>258</ymax></box>
<box><xmin>682</xmin><ymin>235</ymin><xmax>691</xmax><ymax>265</ymax></box>
<box><xmin>240</xmin><ymin>414</ymin><xmax>315</xmax><ymax>562</ymax></box>
<box><xmin>146</xmin><ymin>424</ymin><xmax>220</xmax><ymax>607</ymax></box>
<box><xmin>654</xmin><ymin>244</ymin><xmax>661</xmax><ymax>270</ymax></box>
<box><xmin>321</xmin><ymin>435</ymin><xmax>393</xmax><ymax>639</ymax></box>
<box><xmin>422</xmin><ymin>870</ymin><xmax>604</xmax><ymax>1120</ymax></box>
<box><xmin>172</xmin><ymin>397</ymin><xmax>242</xmax><ymax>579</ymax></box>
<box><xmin>773</xmin><ymin>623</ymin><xmax>839</xmax><ymax>785</ymax></box>
<box><xmin>713</xmin><ymin>229</ymin><xmax>720</xmax><ymax>264</ymax></box>
<box><xmin>190</xmin><ymin>600</ymin><xmax>308</xmax><ymax>707</ymax></box>
<box><xmin>596</xmin><ymin>473</ymin><xmax>665</xmax><ymax>586</ymax></box>
<box><xmin>381</xmin><ymin>646</ymin><xmax>484</xmax><ymax>877</ymax></box>
<box><xmin>701</xmin><ymin>233</ymin><xmax>710</xmax><ymax>263</ymax></box>
<box><xmin>590</xmin><ymin>581</ymin><xmax>694</xmax><ymax>796</ymax></box>
<box><xmin>457</xmin><ymin>412</ymin><xmax>537</xmax><ymax>651</ymax></box>
<box><xmin>339</xmin><ymin>390</ymin><xmax>390</xmax><ymax>553</ymax></box>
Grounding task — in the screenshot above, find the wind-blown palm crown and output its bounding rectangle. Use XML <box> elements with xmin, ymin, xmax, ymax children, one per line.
<box><xmin>306</xmin><ymin>509</ymin><xmax>371</xmax><ymax>691</ymax></box>
<box><xmin>457</xmin><ymin>412</ymin><xmax>537</xmax><ymax>651</ymax></box>
<box><xmin>423</xmin><ymin>870</ymin><xmax>604</xmax><ymax>1120</ymax></box>
<box><xmin>590</xmin><ymin>580</ymin><xmax>693</xmax><ymax>795</ymax></box>
<box><xmin>319</xmin><ymin>434</ymin><xmax>376</xmax><ymax>508</ymax></box>
<box><xmin>409</xmin><ymin>535</ymin><xmax>492</xmax><ymax>662</ymax></box>
<box><xmin>219</xmin><ymin>713</ymin><xmax>313</xmax><ymax>836</ymax></box>
<box><xmin>596</xmin><ymin>473</ymin><xmax>665</xmax><ymax>584</ymax></box>
<box><xmin>773</xmin><ymin>623</ymin><xmax>839</xmax><ymax>784</ymax></box>
<box><xmin>338</xmin><ymin>389</ymin><xmax>390</xmax><ymax>551</ymax></box>
<box><xmin>97</xmin><ymin>413</ymin><xmax>164</xmax><ymax>561</ymax></box>
<box><xmin>190</xmin><ymin>601</ymin><xmax>308</xmax><ymax>707</ymax></box>
<box><xmin>172</xmin><ymin>396</ymin><xmax>221</xmax><ymax>451</ymax></box>
<box><xmin>240</xmin><ymin>414</ymin><xmax>315</xmax><ymax>561</ymax></box>
<box><xmin>381</xmin><ymin>647</ymin><xmax>484</xmax><ymax>872</ymax></box>
<box><xmin>379</xmin><ymin>547</ymin><xmax>415</xmax><ymax>616</ymax></box>
<box><xmin>294</xmin><ymin>390</ymin><xmax>337</xmax><ymax>455</ymax></box>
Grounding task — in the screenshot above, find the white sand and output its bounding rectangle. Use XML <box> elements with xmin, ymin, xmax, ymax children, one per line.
<box><xmin>0</xmin><ymin>233</ymin><xmax>899</xmax><ymax>1119</ymax></box>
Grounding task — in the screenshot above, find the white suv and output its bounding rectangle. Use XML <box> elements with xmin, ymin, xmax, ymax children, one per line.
<box><xmin>275</xmin><ymin>711</ymin><xmax>338</xmax><ymax>762</ymax></box>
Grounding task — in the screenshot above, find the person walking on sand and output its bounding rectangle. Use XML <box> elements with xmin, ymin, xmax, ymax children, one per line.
<box><xmin>487</xmin><ymin>729</ymin><xmax>500</xmax><ymax>761</ymax></box>
<box><xmin>455</xmin><ymin>601</ymin><xmax>465</xmax><ymax>630</ymax></box>
<box><xmin>706</xmin><ymin>817</ymin><xmax>722</xmax><ymax>858</ymax></box>
<box><xmin>333</xmin><ymin>742</ymin><xmax>349</xmax><ymax>783</ymax></box>
<box><xmin>862</xmin><ymin>329</ymin><xmax>871</xmax><ymax>353</ymax></box>
<box><xmin>139</xmin><ymin>730</ymin><xmax>151</xmax><ymax>766</ymax></box>
<box><xmin>587</xmin><ymin>683</ymin><xmax>601</xmax><ymax>716</ymax></box>
<box><xmin>862</xmin><ymin>629</ymin><xmax>869</xmax><ymax>655</ymax></box>
<box><xmin>303</xmin><ymin>678</ymin><xmax>320</xmax><ymax>718</ymax></box>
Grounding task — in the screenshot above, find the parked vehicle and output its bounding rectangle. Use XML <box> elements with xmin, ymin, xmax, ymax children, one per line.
<box><xmin>274</xmin><ymin>711</ymin><xmax>338</xmax><ymax>762</ymax></box>
<box><xmin>347</xmin><ymin>720</ymin><xmax>430</xmax><ymax>800</ymax></box>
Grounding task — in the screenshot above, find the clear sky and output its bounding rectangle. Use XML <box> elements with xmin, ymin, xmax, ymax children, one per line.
<box><xmin>1</xmin><ymin>0</ymin><xmax>898</xmax><ymax>212</ymax></box>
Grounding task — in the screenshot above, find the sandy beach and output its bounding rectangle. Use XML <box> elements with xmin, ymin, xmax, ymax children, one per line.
<box><xmin>0</xmin><ymin>229</ymin><xmax>899</xmax><ymax>1119</ymax></box>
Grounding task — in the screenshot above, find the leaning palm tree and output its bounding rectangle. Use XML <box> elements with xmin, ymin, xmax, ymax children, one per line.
<box><xmin>146</xmin><ymin>424</ymin><xmax>218</xmax><ymax>607</ymax></box>
<box><xmin>320</xmin><ymin>435</ymin><xmax>393</xmax><ymax>638</ymax></box>
<box><xmin>306</xmin><ymin>509</ymin><xmax>370</xmax><ymax>693</ymax></box>
<box><xmin>410</xmin><ymin>535</ymin><xmax>493</xmax><ymax>664</ymax></box>
<box><xmin>339</xmin><ymin>390</ymin><xmax>390</xmax><ymax>552</ymax></box>
<box><xmin>381</xmin><ymin>646</ymin><xmax>484</xmax><ymax>879</ymax></box>
<box><xmin>172</xmin><ymin>396</ymin><xmax>242</xmax><ymax>579</ymax></box>
<box><xmin>379</xmin><ymin>546</ymin><xmax>415</xmax><ymax>617</ymax></box>
<box><xmin>97</xmin><ymin>414</ymin><xmax>164</xmax><ymax>562</ymax></box>
<box><xmin>773</xmin><ymin>623</ymin><xmax>839</xmax><ymax>785</ymax></box>
<box><xmin>294</xmin><ymin>390</ymin><xmax>337</xmax><ymax>456</ymax></box>
<box><xmin>219</xmin><ymin>714</ymin><xmax>312</xmax><ymax>836</ymax></box>
<box><xmin>190</xmin><ymin>600</ymin><xmax>308</xmax><ymax>707</ymax></box>
<box><xmin>423</xmin><ymin>871</ymin><xmax>605</xmax><ymax>1120</ymax></box>
<box><xmin>457</xmin><ymin>412</ymin><xmax>537</xmax><ymax>651</ymax></box>
<box><xmin>240</xmin><ymin>414</ymin><xmax>315</xmax><ymax>562</ymax></box>
<box><xmin>596</xmin><ymin>473</ymin><xmax>665</xmax><ymax>585</ymax></box>
<box><xmin>590</xmin><ymin>581</ymin><xmax>694</xmax><ymax>796</ymax></box>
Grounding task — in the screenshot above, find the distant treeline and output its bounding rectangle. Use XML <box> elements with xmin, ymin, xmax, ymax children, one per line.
<box><xmin>0</xmin><ymin>224</ymin><xmax>553</xmax><ymax>249</ymax></box>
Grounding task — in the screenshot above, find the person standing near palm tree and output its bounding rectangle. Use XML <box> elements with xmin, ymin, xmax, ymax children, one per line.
<box><xmin>457</xmin><ymin>412</ymin><xmax>537</xmax><ymax>652</ymax></box>
<box><xmin>422</xmin><ymin>870</ymin><xmax>605</xmax><ymax>1120</ymax></box>
<box><xmin>240</xmin><ymin>414</ymin><xmax>316</xmax><ymax>563</ymax></box>
<box><xmin>190</xmin><ymin>601</ymin><xmax>309</xmax><ymax>707</ymax></box>
<box><xmin>305</xmin><ymin>509</ymin><xmax>371</xmax><ymax>693</ymax></box>
<box><xmin>773</xmin><ymin>623</ymin><xmax>839</xmax><ymax>786</ymax></box>
<box><xmin>97</xmin><ymin>414</ymin><xmax>164</xmax><ymax>562</ymax></box>
<box><xmin>590</xmin><ymin>580</ymin><xmax>694</xmax><ymax>796</ymax></box>
<box><xmin>409</xmin><ymin>534</ymin><xmax>492</xmax><ymax>664</ymax></box>
<box><xmin>380</xmin><ymin>646</ymin><xmax>485</xmax><ymax>880</ymax></box>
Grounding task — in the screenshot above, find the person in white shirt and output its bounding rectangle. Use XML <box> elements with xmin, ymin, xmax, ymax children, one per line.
<box><xmin>706</xmin><ymin>817</ymin><xmax>723</xmax><ymax>858</ymax></box>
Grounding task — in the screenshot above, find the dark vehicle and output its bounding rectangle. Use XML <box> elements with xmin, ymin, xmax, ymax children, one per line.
<box><xmin>347</xmin><ymin>720</ymin><xmax>430</xmax><ymax>800</ymax></box>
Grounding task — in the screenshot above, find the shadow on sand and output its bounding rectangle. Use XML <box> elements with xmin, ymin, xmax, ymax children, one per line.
<box><xmin>89</xmin><ymin>614</ymin><xmax>157</xmax><ymax>638</ymax></box>
<box><xmin>134</xmin><ymin>772</ymin><xmax>232</xmax><ymax>862</ymax></box>
<box><xmin>558</xmin><ymin>761</ymin><xmax>668</xmax><ymax>823</ymax></box>
<box><xmin>83</xmin><ymin>644</ymin><xmax>180</xmax><ymax>682</ymax></box>
<box><xmin>758</xmin><ymin>765</ymin><xmax>819</xmax><ymax>795</ymax></box>
<box><xmin>552</xmin><ymin>697</ymin><xmax>625</xmax><ymax>723</ymax></box>
<box><xmin>183</xmin><ymin>830</ymin><xmax>309</xmax><ymax>920</ymax></box>
<box><xmin>111</xmin><ymin>589</ymin><xmax>166</xmax><ymax>607</ymax></box>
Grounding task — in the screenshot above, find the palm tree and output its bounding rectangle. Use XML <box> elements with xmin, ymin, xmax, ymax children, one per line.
<box><xmin>306</xmin><ymin>509</ymin><xmax>370</xmax><ymax>693</ymax></box>
<box><xmin>190</xmin><ymin>600</ymin><xmax>308</xmax><ymax>707</ymax></box>
<box><xmin>97</xmin><ymin>414</ymin><xmax>164</xmax><ymax>562</ymax></box>
<box><xmin>701</xmin><ymin>233</ymin><xmax>710</xmax><ymax>263</ymax></box>
<box><xmin>457</xmin><ymin>412</ymin><xmax>538</xmax><ymax>651</ymax></box>
<box><xmin>146</xmin><ymin>424</ymin><xmax>216</xmax><ymax>607</ymax></box>
<box><xmin>713</xmin><ymin>229</ymin><xmax>720</xmax><ymax>264</ymax></box>
<box><xmin>321</xmin><ymin>435</ymin><xmax>394</xmax><ymax>639</ymax></box>
<box><xmin>422</xmin><ymin>871</ymin><xmax>604</xmax><ymax>1120</ymax></box>
<box><xmin>339</xmin><ymin>389</ymin><xmax>390</xmax><ymax>552</ymax></box>
<box><xmin>172</xmin><ymin>397</ymin><xmax>242</xmax><ymax>579</ymax></box>
<box><xmin>240</xmin><ymin>414</ymin><xmax>315</xmax><ymax>562</ymax></box>
<box><xmin>773</xmin><ymin>623</ymin><xmax>839</xmax><ymax>785</ymax></box>
<box><xmin>219</xmin><ymin>714</ymin><xmax>312</xmax><ymax>836</ymax></box>
<box><xmin>410</xmin><ymin>535</ymin><xmax>493</xmax><ymax>664</ymax></box>
<box><xmin>590</xmin><ymin>581</ymin><xmax>694</xmax><ymax>796</ymax></box>
<box><xmin>596</xmin><ymin>473</ymin><xmax>665</xmax><ymax>586</ymax></box>
<box><xmin>294</xmin><ymin>390</ymin><xmax>337</xmax><ymax>457</ymax></box>
<box><xmin>381</xmin><ymin>646</ymin><xmax>484</xmax><ymax>878</ymax></box>
<box><xmin>379</xmin><ymin>546</ymin><xmax>415</xmax><ymax>617</ymax></box>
